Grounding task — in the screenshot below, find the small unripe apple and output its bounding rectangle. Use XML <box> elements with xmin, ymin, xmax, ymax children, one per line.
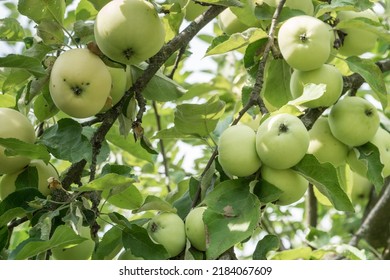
<box><xmin>370</xmin><ymin>127</ymin><xmax>390</xmax><ymax>177</ymax></box>
<box><xmin>261</xmin><ymin>165</ymin><xmax>308</xmax><ymax>205</ymax></box>
<box><xmin>278</xmin><ymin>15</ymin><xmax>331</xmax><ymax>71</ymax></box>
<box><xmin>218</xmin><ymin>125</ymin><xmax>262</xmax><ymax>177</ymax></box>
<box><xmin>49</xmin><ymin>48</ymin><xmax>112</xmax><ymax>118</ymax></box>
<box><xmin>256</xmin><ymin>113</ymin><xmax>309</xmax><ymax>169</ymax></box>
<box><xmin>350</xmin><ymin>171</ymin><xmax>372</xmax><ymax>204</ymax></box>
<box><xmin>185</xmin><ymin>206</ymin><xmax>207</xmax><ymax>251</ymax></box>
<box><xmin>290</xmin><ymin>64</ymin><xmax>343</xmax><ymax>108</ymax></box>
<box><xmin>100</xmin><ymin>66</ymin><xmax>127</xmax><ymax>112</ymax></box>
<box><xmin>147</xmin><ymin>212</ymin><xmax>186</xmax><ymax>258</ymax></box>
<box><xmin>0</xmin><ymin>108</ymin><xmax>36</xmax><ymax>175</ymax></box>
<box><xmin>307</xmin><ymin>117</ymin><xmax>349</xmax><ymax>167</ymax></box>
<box><xmin>328</xmin><ymin>96</ymin><xmax>380</xmax><ymax>147</ymax></box>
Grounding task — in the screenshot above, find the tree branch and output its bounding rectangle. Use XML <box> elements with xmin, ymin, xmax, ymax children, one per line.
<box><xmin>350</xmin><ymin>180</ymin><xmax>390</xmax><ymax>250</ymax></box>
<box><xmin>306</xmin><ymin>184</ymin><xmax>318</xmax><ymax>228</ymax></box>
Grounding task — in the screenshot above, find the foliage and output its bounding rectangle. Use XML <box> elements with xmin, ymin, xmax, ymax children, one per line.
<box><xmin>0</xmin><ymin>0</ymin><xmax>389</xmax><ymax>260</ymax></box>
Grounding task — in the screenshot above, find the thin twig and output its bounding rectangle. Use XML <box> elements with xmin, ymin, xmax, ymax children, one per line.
<box><xmin>152</xmin><ymin>101</ymin><xmax>171</xmax><ymax>193</ymax></box>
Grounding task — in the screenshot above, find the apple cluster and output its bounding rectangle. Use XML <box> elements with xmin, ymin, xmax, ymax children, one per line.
<box><xmin>0</xmin><ymin>108</ymin><xmax>59</xmax><ymax>200</ymax></box>
<box><xmin>142</xmin><ymin>208</ymin><xmax>207</xmax><ymax>258</ymax></box>
<box><xmin>48</xmin><ymin>0</ymin><xmax>165</xmax><ymax>119</ymax></box>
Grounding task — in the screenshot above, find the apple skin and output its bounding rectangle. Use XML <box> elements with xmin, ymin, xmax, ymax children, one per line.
<box><xmin>218</xmin><ymin>125</ymin><xmax>262</xmax><ymax>177</ymax></box>
<box><xmin>328</xmin><ymin>96</ymin><xmax>380</xmax><ymax>147</ymax></box>
<box><xmin>185</xmin><ymin>206</ymin><xmax>207</xmax><ymax>251</ymax></box>
<box><xmin>261</xmin><ymin>165</ymin><xmax>308</xmax><ymax>205</ymax></box>
<box><xmin>0</xmin><ymin>108</ymin><xmax>36</xmax><ymax>175</ymax></box>
<box><xmin>51</xmin><ymin>226</ymin><xmax>95</xmax><ymax>260</ymax></box>
<box><xmin>101</xmin><ymin>66</ymin><xmax>127</xmax><ymax>112</ymax></box>
<box><xmin>350</xmin><ymin>171</ymin><xmax>372</xmax><ymax>204</ymax></box>
<box><xmin>49</xmin><ymin>48</ymin><xmax>112</xmax><ymax>118</ymax></box>
<box><xmin>290</xmin><ymin>64</ymin><xmax>343</xmax><ymax>108</ymax></box>
<box><xmin>147</xmin><ymin>212</ymin><xmax>186</xmax><ymax>258</ymax></box>
<box><xmin>256</xmin><ymin>113</ymin><xmax>309</xmax><ymax>169</ymax></box>
<box><xmin>0</xmin><ymin>159</ymin><xmax>59</xmax><ymax>200</ymax></box>
<box><xmin>94</xmin><ymin>0</ymin><xmax>165</xmax><ymax>65</ymax></box>
<box><xmin>218</xmin><ymin>8</ymin><xmax>250</xmax><ymax>35</ymax></box>
<box><xmin>277</xmin><ymin>15</ymin><xmax>331</xmax><ymax>71</ymax></box>
<box><xmin>307</xmin><ymin>117</ymin><xmax>349</xmax><ymax>167</ymax></box>
<box><xmin>337</xmin><ymin>10</ymin><xmax>379</xmax><ymax>57</ymax></box>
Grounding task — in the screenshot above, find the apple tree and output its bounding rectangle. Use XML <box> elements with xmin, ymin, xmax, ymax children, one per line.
<box><xmin>0</xmin><ymin>0</ymin><xmax>389</xmax><ymax>260</ymax></box>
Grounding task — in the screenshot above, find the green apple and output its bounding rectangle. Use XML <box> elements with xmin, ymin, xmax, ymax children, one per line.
<box><xmin>307</xmin><ymin>117</ymin><xmax>349</xmax><ymax>167</ymax></box>
<box><xmin>0</xmin><ymin>108</ymin><xmax>36</xmax><ymax>175</ymax></box>
<box><xmin>368</xmin><ymin>127</ymin><xmax>390</xmax><ymax>177</ymax></box>
<box><xmin>184</xmin><ymin>1</ymin><xmax>208</xmax><ymax>21</ymax></box>
<box><xmin>328</xmin><ymin>96</ymin><xmax>380</xmax><ymax>147</ymax></box>
<box><xmin>347</xmin><ymin>148</ymin><xmax>368</xmax><ymax>177</ymax></box>
<box><xmin>350</xmin><ymin>171</ymin><xmax>372</xmax><ymax>204</ymax></box>
<box><xmin>337</xmin><ymin>9</ymin><xmax>379</xmax><ymax>57</ymax></box>
<box><xmin>256</xmin><ymin>113</ymin><xmax>309</xmax><ymax>169</ymax></box>
<box><xmin>275</xmin><ymin>0</ymin><xmax>314</xmax><ymax>15</ymax></box>
<box><xmin>185</xmin><ymin>206</ymin><xmax>207</xmax><ymax>251</ymax></box>
<box><xmin>290</xmin><ymin>64</ymin><xmax>343</xmax><ymax>108</ymax></box>
<box><xmin>101</xmin><ymin>66</ymin><xmax>128</xmax><ymax>112</ymax></box>
<box><xmin>277</xmin><ymin>15</ymin><xmax>331</xmax><ymax>71</ymax></box>
<box><xmin>94</xmin><ymin>0</ymin><xmax>165</xmax><ymax>65</ymax></box>
<box><xmin>218</xmin><ymin>8</ymin><xmax>250</xmax><ymax>35</ymax></box>
<box><xmin>51</xmin><ymin>226</ymin><xmax>95</xmax><ymax>260</ymax></box>
<box><xmin>218</xmin><ymin>125</ymin><xmax>262</xmax><ymax>177</ymax></box>
<box><xmin>49</xmin><ymin>48</ymin><xmax>111</xmax><ymax>118</ymax></box>
<box><xmin>0</xmin><ymin>159</ymin><xmax>59</xmax><ymax>200</ymax></box>
<box><xmin>261</xmin><ymin>165</ymin><xmax>308</xmax><ymax>205</ymax></box>
<box><xmin>147</xmin><ymin>212</ymin><xmax>186</xmax><ymax>258</ymax></box>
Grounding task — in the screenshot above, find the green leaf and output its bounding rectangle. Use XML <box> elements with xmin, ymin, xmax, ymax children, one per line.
<box><xmin>315</xmin><ymin>0</ymin><xmax>373</xmax><ymax>17</ymax></box>
<box><xmin>252</xmin><ymin>234</ymin><xmax>280</xmax><ymax>260</ymax></box>
<box><xmin>206</xmin><ymin>28</ymin><xmax>268</xmax><ymax>56</ymax></box>
<box><xmin>153</xmin><ymin>127</ymin><xmax>197</xmax><ymax>139</ymax></box>
<box><xmin>78</xmin><ymin>173</ymin><xmax>135</xmax><ymax>192</ymax></box>
<box><xmin>88</xmin><ymin>0</ymin><xmax>110</xmax><ymax>11</ymax></box>
<box><xmin>0</xmin><ymin>207</ymin><xmax>26</xmax><ymax>227</ymax></box>
<box><xmin>203</xmin><ymin>178</ymin><xmax>261</xmax><ymax>259</ymax></box>
<box><xmin>134</xmin><ymin>195</ymin><xmax>176</xmax><ymax>213</ymax></box>
<box><xmin>76</xmin><ymin>0</ymin><xmax>98</xmax><ymax>21</ymax></box>
<box><xmin>0</xmin><ymin>188</ymin><xmax>43</xmax><ymax>216</ymax></box>
<box><xmin>15</xmin><ymin>166</ymin><xmax>39</xmax><ymax>191</ymax></box>
<box><xmin>73</xmin><ymin>20</ymin><xmax>95</xmax><ymax>44</ymax></box>
<box><xmin>0</xmin><ymin>17</ymin><xmax>25</xmax><ymax>41</ymax></box>
<box><xmin>293</xmin><ymin>154</ymin><xmax>354</xmax><ymax>212</ymax></box>
<box><xmin>0</xmin><ymin>55</ymin><xmax>46</xmax><ymax>77</ymax></box>
<box><xmin>174</xmin><ymin>96</ymin><xmax>225</xmax><ymax>137</ymax></box>
<box><xmin>288</xmin><ymin>84</ymin><xmax>326</xmax><ymax>107</ymax></box>
<box><xmin>230</xmin><ymin>0</ymin><xmax>260</xmax><ymax>26</ymax></box>
<box><xmin>18</xmin><ymin>0</ymin><xmax>66</xmax><ymax>24</ymax></box>
<box><xmin>36</xmin><ymin>19</ymin><xmax>64</xmax><ymax>45</ymax></box>
<box><xmin>2</xmin><ymin>69</ymin><xmax>31</xmax><ymax>95</ymax></box>
<box><xmin>37</xmin><ymin>118</ymin><xmax>91</xmax><ymax>163</ymax></box>
<box><xmin>106</xmin><ymin>124</ymin><xmax>154</xmax><ymax>163</ymax></box>
<box><xmin>9</xmin><ymin>225</ymin><xmax>87</xmax><ymax>260</ymax></box>
<box><xmin>122</xmin><ymin>224</ymin><xmax>169</xmax><ymax>260</ymax></box>
<box><xmin>354</xmin><ymin>143</ymin><xmax>384</xmax><ymax>192</ymax></box>
<box><xmin>345</xmin><ymin>57</ymin><xmax>387</xmax><ymax>109</ymax></box>
<box><xmin>93</xmin><ymin>226</ymin><xmax>123</xmax><ymax>260</ymax></box>
<box><xmin>0</xmin><ymin>94</ymin><xmax>16</xmax><ymax>107</ymax></box>
<box><xmin>268</xmin><ymin>247</ymin><xmax>312</xmax><ymax>260</ymax></box>
<box><xmin>0</xmin><ymin>138</ymin><xmax>51</xmax><ymax>164</ymax></box>
<box><xmin>102</xmin><ymin>184</ymin><xmax>143</xmax><ymax>210</ymax></box>
<box><xmin>253</xmin><ymin>179</ymin><xmax>283</xmax><ymax>204</ymax></box>
<box><xmin>131</xmin><ymin>64</ymin><xmax>186</xmax><ymax>102</ymax></box>
<box><xmin>262</xmin><ymin>58</ymin><xmax>293</xmax><ymax>109</ymax></box>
